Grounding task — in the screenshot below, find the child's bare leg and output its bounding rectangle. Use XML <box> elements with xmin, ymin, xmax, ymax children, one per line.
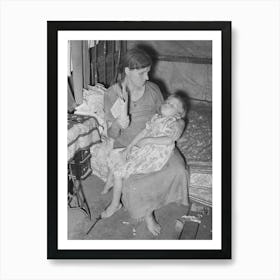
<box><xmin>145</xmin><ymin>211</ymin><xmax>161</xmax><ymax>236</ymax></box>
<box><xmin>101</xmin><ymin>174</ymin><xmax>123</xmax><ymax>218</ymax></box>
<box><xmin>101</xmin><ymin>169</ymin><xmax>114</xmax><ymax>194</ymax></box>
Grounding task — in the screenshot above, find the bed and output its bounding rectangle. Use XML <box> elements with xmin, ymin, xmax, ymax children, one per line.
<box><xmin>67</xmin><ymin>114</ymin><xmax>101</xmax><ymax>217</ymax></box>
<box><xmin>177</xmin><ymin>102</ymin><xmax>212</xmax><ymax>207</ymax></box>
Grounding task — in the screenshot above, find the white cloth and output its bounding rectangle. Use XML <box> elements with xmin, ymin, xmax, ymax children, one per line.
<box><xmin>74</xmin><ymin>84</ymin><xmax>107</xmax><ymax>135</ymax></box>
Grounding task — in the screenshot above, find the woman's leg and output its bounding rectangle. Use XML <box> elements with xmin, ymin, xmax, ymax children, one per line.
<box><xmin>144</xmin><ymin>211</ymin><xmax>161</xmax><ymax>236</ymax></box>
<box><xmin>101</xmin><ymin>174</ymin><xmax>123</xmax><ymax>218</ymax></box>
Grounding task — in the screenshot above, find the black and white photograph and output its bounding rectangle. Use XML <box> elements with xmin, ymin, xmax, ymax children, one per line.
<box><xmin>68</xmin><ymin>40</ymin><xmax>213</xmax><ymax>239</ymax></box>
<box><xmin>2</xmin><ymin>0</ymin><xmax>280</xmax><ymax>278</ymax></box>
<box><xmin>48</xmin><ymin>21</ymin><xmax>231</xmax><ymax>259</ymax></box>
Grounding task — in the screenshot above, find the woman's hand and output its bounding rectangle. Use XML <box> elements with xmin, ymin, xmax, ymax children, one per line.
<box><xmin>136</xmin><ymin>137</ymin><xmax>151</xmax><ymax>148</ymax></box>
<box><xmin>122</xmin><ymin>145</ymin><xmax>133</xmax><ymax>160</ymax></box>
<box><xmin>117</xmin><ymin>115</ymin><xmax>130</xmax><ymax>129</ymax></box>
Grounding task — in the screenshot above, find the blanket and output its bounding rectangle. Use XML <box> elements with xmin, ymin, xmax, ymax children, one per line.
<box><xmin>68</xmin><ymin>114</ymin><xmax>101</xmax><ymax>162</ymax></box>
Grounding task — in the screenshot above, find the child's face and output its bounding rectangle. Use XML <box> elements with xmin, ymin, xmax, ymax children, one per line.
<box><xmin>160</xmin><ymin>96</ymin><xmax>184</xmax><ymax>118</ymax></box>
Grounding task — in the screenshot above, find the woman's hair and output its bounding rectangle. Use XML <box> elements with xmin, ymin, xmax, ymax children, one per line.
<box><xmin>120</xmin><ymin>48</ymin><xmax>152</xmax><ymax>72</ymax></box>
<box><xmin>171</xmin><ymin>91</ymin><xmax>191</xmax><ymax>121</ymax></box>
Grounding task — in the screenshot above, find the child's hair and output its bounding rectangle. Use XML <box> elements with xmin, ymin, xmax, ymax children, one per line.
<box><xmin>170</xmin><ymin>91</ymin><xmax>190</xmax><ymax>121</ymax></box>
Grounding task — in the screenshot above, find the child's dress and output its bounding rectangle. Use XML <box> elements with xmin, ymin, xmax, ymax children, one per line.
<box><xmin>108</xmin><ymin>114</ymin><xmax>183</xmax><ymax>179</ymax></box>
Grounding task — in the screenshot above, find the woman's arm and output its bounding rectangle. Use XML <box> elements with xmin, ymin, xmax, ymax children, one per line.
<box><xmin>104</xmin><ymin>87</ymin><xmax>118</xmax><ymax>123</ymax></box>
<box><xmin>128</xmin><ymin>128</ymin><xmax>148</xmax><ymax>148</ymax></box>
<box><xmin>148</xmin><ymin>82</ymin><xmax>164</xmax><ymax>114</ymax></box>
<box><xmin>122</xmin><ymin>128</ymin><xmax>148</xmax><ymax>159</ymax></box>
<box><xmin>136</xmin><ymin>119</ymin><xmax>185</xmax><ymax>147</ymax></box>
<box><xmin>107</xmin><ymin>119</ymin><xmax>122</xmax><ymax>138</ymax></box>
<box><xmin>105</xmin><ymin>85</ymin><xmax>129</xmax><ymax>138</ymax></box>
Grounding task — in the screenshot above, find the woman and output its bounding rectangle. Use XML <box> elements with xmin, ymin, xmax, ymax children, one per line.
<box><xmin>105</xmin><ymin>48</ymin><xmax>164</xmax><ymax>148</ymax></box>
<box><xmin>104</xmin><ymin>48</ymin><xmax>189</xmax><ymax>236</ymax></box>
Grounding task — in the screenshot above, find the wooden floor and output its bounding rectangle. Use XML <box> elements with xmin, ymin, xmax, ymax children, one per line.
<box><xmin>68</xmin><ymin>174</ymin><xmax>212</xmax><ymax>240</ymax></box>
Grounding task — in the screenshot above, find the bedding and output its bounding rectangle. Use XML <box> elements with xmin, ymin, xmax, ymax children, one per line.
<box><xmin>177</xmin><ymin>102</ymin><xmax>212</xmax><ymax>206</ymax></box>
<box><xmin>68</xmin><ymin>114</ymin><xmax>101</xmax><ymax>162</ymax></box>
<box><xmin>177</xmin><ymin>103</ymin><xmax>212</xmax><ymax>163</ymax></box>
<box><xmin>74</xmin><ymin>84</ymin><xmax>107</xmax><ymax>135</ymax></box>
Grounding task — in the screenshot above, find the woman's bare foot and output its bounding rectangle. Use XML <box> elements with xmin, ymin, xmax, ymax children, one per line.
<box><xmin>101</xmin><ymin>181</ymin><xmax>113</xmax><ymax>194</ymax></box>
<box><xmin>101</xmin><ymin>203</ymin><xmax>122</xmax><ymax>218</ymax></box>
<box><xmin>145</xmin><ymin>212</ymin><xmax>161</xmax><ymax>236</ymax></box>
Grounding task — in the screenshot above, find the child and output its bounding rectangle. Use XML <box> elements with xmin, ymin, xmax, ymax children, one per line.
<box><xmin>101</xmin><ymin>92</ymin><xmax>189</xmax><ymax>236</ymax></box>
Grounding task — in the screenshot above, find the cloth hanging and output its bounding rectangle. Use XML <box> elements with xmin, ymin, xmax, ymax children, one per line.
<box><xmin>88</xmin><ymin>40</ymin><xmax>99</xmax><ymax>48</ymax></box>
<box><xmin>67</xmin><ymin>76</ymin><xmax>77</xmax><ymax>112</ymax></box>
<box><xmin>70</xmin><ymin>41</ymin><xmax>90</xmax><ymax>105</ymax></box>
<box><xmin>82</xmin><ymin>41</ymin><xmax>90</xmax><ymax>88</ymax></box>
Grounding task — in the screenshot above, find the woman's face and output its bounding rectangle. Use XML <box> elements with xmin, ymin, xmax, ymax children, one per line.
<box><xmin>160</xmin><ymin>96</ymin><xmax>184</xmax><ymax>117</ymax></box>
<box><xmin>125</xmin><ymin>66</ymin><xmax>150</xmax><ymax>89</ymax></box>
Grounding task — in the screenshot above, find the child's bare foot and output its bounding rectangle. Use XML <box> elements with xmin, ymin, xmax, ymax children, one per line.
<box><xmin>101</xmin><ymin>182</ymin><xmax>113</xmax><ymax>194</ymax></box>
<box><xmin>101</xmin><ymin>203</ymin><xmax>122</xmax><ymax>218</ymax></box>
<box><xmin>145</xmin><ymin>213</ymin><xmax>161</xmax><ymax>236</ymax></box>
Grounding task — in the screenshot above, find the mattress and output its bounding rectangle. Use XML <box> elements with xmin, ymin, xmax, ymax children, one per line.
<box><xmin>177</xmin><ymin>102</ymin><xmax>212</xmax><ymax>206</ymax></box>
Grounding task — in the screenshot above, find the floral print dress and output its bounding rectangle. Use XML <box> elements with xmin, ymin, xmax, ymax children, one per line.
<box><xmin>108</xmin><ymin>114</ymin><xmax>183</xmax><ymax>179</ymax></box>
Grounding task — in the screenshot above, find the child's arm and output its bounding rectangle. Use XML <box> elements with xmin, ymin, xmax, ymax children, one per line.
<box><xmin>136</xmin><ymin>136</ymin><xmax>173</xmax><ymax>147</ymax></box>
<box><xmin>137</xmin><ymin>119</ymin><xmax>185</xmax><ymax>147</ymax></box>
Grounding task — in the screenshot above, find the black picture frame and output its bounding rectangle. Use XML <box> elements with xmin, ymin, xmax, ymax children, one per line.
<box><xmin>47</xmin><ymin>21</ymin><xmax>231</xmax><ymax>259</ymax></box>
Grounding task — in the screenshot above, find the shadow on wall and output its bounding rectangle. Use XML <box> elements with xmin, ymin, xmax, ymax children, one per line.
<box><xmin>134</xmin><ymin>43</ymin><xmax>170</xmax><ymax>100</ymax></box>
<box><xmin>132</xmin><ymin>43</ymin><xmax>212</xmax><ymax>102</ymax></box>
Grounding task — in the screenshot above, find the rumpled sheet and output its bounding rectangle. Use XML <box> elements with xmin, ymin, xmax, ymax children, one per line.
<box><xmin>74</xmin><ymin>84</ymin><xmax>107</xmax><ymax>135</ymax></box>
<box><xmin>90</xmin><ymin>137</ymin><xmax>114</xmax><ymax>181</ymax></box>
<box><xmin>68</xmin><ymin>114</ymin><xmax>101</xmax><ymax>162</ymax></box>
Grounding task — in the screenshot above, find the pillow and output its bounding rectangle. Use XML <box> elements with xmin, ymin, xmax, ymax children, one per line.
<box><xmin>74</xmin><ymin>84</ymin><xmax>107</xmax><ymax>135</ymax></box>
